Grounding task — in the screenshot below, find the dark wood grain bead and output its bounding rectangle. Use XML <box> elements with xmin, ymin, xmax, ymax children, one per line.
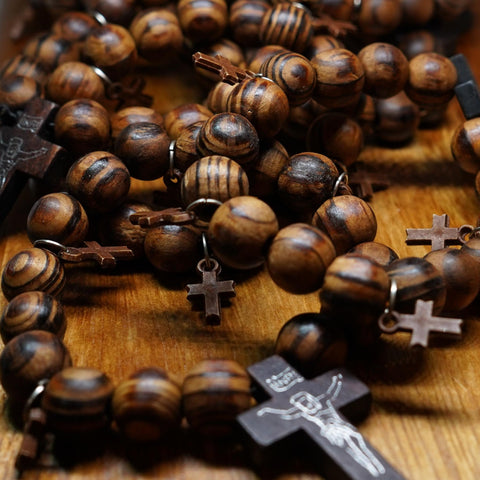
<box><xmin>90</xmin><ymin>0</ymin><xmax>136</xmax><ymax>26</ymax></box>
<box><xmin>182</xmin><ymin>359</ymin><xmax>252</xmax><ymax>436</ymax></box>
<box><xmin>354</xmin><ymin>94</ymin><xmax>376</xmax><ymax>137</ymax></box>
<box><xmin>0</xmin><ymin>331</ymin><xmax>71</xmax><ymax>406</ymax></box>
<box><xmin>66</xmin><ymin>151</ymin><xmax>130</xmax><ymax>213</ymax></box>
<box><xmin>348</xmin><ymin>241</ymin><xmax>399</xmax><ymax>267</ymax></box>
<box><xmin>54</xmin><ymin>98</ymin><xmax>110</xmax><ymax>156</ymax></box>
<box><xmin>111</xmin><ymin>106</ymin><xmax>164</xmax><ymax>142</ymax></box>
<box><xmin>230</xmin><ymin>0</ymin><xmax>269</xmax><ymax>47</ymax></box>
<box><xmin>174</xmin><ymin>121</ymin><xmax>203</xmax><ymax>172</ymax></box>
<box><xmin>386</xmin><ymin>257</ymin><xmax>446</xmax><ymax>314</ymax></box>
<box><xmin>461</xmin><ymin>237</ymin><xmax>480</xmax><ymax>278</ymax></box>
<box><xmin>1</xmin><ymin>248</ymin><xmax>66</xmax><ymax>301</ymax></box>
<box><xmin>208</xmin><ymin>196</ymin><xmax>278</xmax><ymax>269</ymax></box>
<box><xmin>400</xmin><ymin>0</ymin><xmax>435</xmax><ymax>26</ymax></box>
<box><xmin>38</xmin><ymin>0</ymin><xmax>82</xmax><ymax>16</ymax></box>
<box><xmin>398</xmin><ymin>31</ymin><xmax>437</xmax><ymax>60</ymax></box>
<box><xmin>312</xmin><ymin>195</ymin><xmax>377</xmax><ymax>256</ymax></box>
<box><xmin>306</xmin><ymin>35</ymin><xmax>344</xmax><ymax>59</ymax></box>
<box><xmin>227</xmin><ymin>77</ymin><xmax>290</xmax><ymax>138</ymax></box>
<box><xmin>0</xmin><ymin>55</ymin><xmax>49</xmax><ymax>85</ymax></box>
<box><xmin>206</xmin><ymin>82</ymin><xmax>235</xmax><ymax>113</ymax></box>
<box><xmin>41</xmin><ymin>367</ymin><xmax>114</xmax><ymax>434</ymax></box>
<box><xmin>51</xmin><ymin>11</ymin><xmax>98</xmax><ymax>42</ymax></box>
<box><xmin>247</xmin><ymin>45</ymin><xmax>287</xmax><ymax>73</ymax></box>
<box><xmin>27</xmin><ymin>192</ymin><xmax>89</xmax><ymax>245</ymax></box>
<box><xmin>46</xmin><ymin>61</ymin><xmax>105</xmax><ymax>104</ymax></box>
<box><xmin>282</xmin><ymin>98</ymin><xmax>323</xmax><ymax>141</ymax></box>
<box><xmin>424</xmin><ymin>248</ymin><xmax>479</xmax><ymax>312</ymax></box>
<box><xmin>267</xmin><ymin>223</ymin><xmax>336</xmax><ymax>294</ymax></box>
<box><xmin>357</xmin><ymin>0</ymin><xmax>402</xmax><ymax>36</ymax></box>
<box><xmin>435</xmin><ymin>0</ymin><xmax>471</xmax><ymax>20</ymax></box>
<box><xmin>275</xmin><ymin>312</ymin><xmax>348</xmax><ymax>378</ymax></box>
<box><xmin>144</xmin><ymin>225</ymin><xmax>201</xmax><ymax>273</ymax></box>
<box><xmin>112</xmin><ymin>367</ymin><xmax>182</xmax><ymax>442</ymax></box>
<box><xmin>164</xmin><ymin>103</ymin><xmax>213</xmax><ymax>140</ymax></box>
<box><xmin>0</xmin><ymin>75</ymin><xmax>42</xmax><ymax>110</ymax></box>
<box><xmin>181</xmin><ymin>156</ymin><xmax>249</xmax><ymax>206</ymax></box>
<box><xmin>451</xmin><ymin>118</ymin><xmax>480</xmax><ymax>174</ymax></box>
<box><xmin>0</xmin><ymin>292</ymin><xmax>66</xmax><ymax>344</ymax></box>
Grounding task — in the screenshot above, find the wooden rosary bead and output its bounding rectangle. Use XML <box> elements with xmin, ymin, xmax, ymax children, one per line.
<box><xmin>386</xmin><ymin>257</ymin><xmax>446</xmax><ymax>314</ymax></box>
<box><xmin>357</xmin><ymin>0</ymin><xmax>402</xmax><ymax>36</ymax></box>
<box><xmin>27</xmin><ymin>192</ymin><xmax>89</xmax><ymax>245</ymax></box>
<box><xmin>206</xmin><ymin>82</ymin><xmax>235</xmax><ymax>113</ymax></box>
<box><xmin>320</xmin><ymin>0</ymin><xmax>355</xmax><ymax>19</ymax></box>
<box><xmin>277</xmin><ymin>152</ymin><xmax>338</xmax><ymax>214</ymax></box>
<box><xmin>424</xmin><ymin>248</ymin><xmax>479</xmax><ymax>312</ymax></box>
<box><xmin>451</xmin><ymin>118</ymin><xmax>480</xmax><ymax>174</ymax></box>
<box><xmin>282</xmin><ymin>98</ymin><xmax>323</xmax><ymax>141</ymax></box>
<box><xmin>400</xmin><ymin>0</ymin><xmax>435</xmax><ymax>26</ymax></box>
<box><xmin>358</xmin><ymin>43</ymin><xmax>409</xmax><ymax>99</ymax></box>
<box><xmin>66</xmin><ymin>151</ymin><xmax>131</xmax><ymax>213</ymax></box>
<box><xmin>54</xmin><ymin>98</ymin><xmax>110</xmax><ymax>156</ymax></box>
<box><xmin>204</xmin><ymin>39</ymin><xmax>247</xmax><ymax>70</ymax></box>
<box><xmin>405</xmin><ymin>53</ymin><xmax>457</xmax><ymax>109</ymax></box>
<box><xmin>0</xmin><ymin>292</ymin><xmax>66</xmax><ymax>344</ymax></box>
<box><xmin>90</xmin><ymin>0</ymin><xmax>137</xmax><ymax>26</ymax></box>
<box><xmin>51</xmin><ymin>11</ymin><xmax>98</xmax><ymax>42</ymax></box>
<box><xmin>111</xmin><ymin>106</ymin><xmax>164</xmax><ymax>142</ymax></box>
<box><xmin>197</xmin><ymin>113</ymin><xmax>260</xmax><ymax>166</ymax></box>
<box><xmin>181</xmin><ymin>156</ymin><xmax>249</xmax><ymax>206</ymax></box>
<box><xmin>267</xmin><ymin>223</ymin><xmax>336</xmax><ymax>294</ymax></box>
<box><xmin>348</xmin><ymin>241</ymin><xmax>399</xmax><ymax>267</ymax></box>
<box><xmin>112</xmin><ymin>367</ymin><xmax>182</xmax><ymax>442</ymax></box>
<box><xmin>144</xmin><ymin>225</ymin><xmax>201</xmax><ymax>273</ymax></box>
<box><xmin>397</xmin><ymin>31</ymin><xmax>437</xmax><ymax>60</ymax></box>
<box><xmin>247</xmin><ymin>45</ymin><xmax>287</xmax><ymax>73</ymax></box>
<box><xmin>260</xmin><ymin>3</ymin><xmax>313</xmax><ymax>53</ymax></box>
<box><xmin>41</xmin><ymin>367</ymin><xmax>114</xmax><ymax>434</ymax></box>
<box><xmin>311</xmin><ymin>48</ymin><xmax>365</xmax><ymax>109</ymax></box>
<box><xmin>229</xmin><ymin>0</ymin><xmax>269</xmax><ymax>47</ymax></box>
<box><xmin>0</xmin><ymin>331</ymin><xmax>71</xmax><ymax>406</ymax></box>
<box><xmin>174</xmin><ymin>121</ymin><xmax>204</xmax><ymax>172</ymax></box>
<box><xmin>275</xmin><ymin>312</ymin><xmax>348</xmax><ymax>378</ymax></box>
<box><xmin>353</xmin><ymin>94</ymin><xmax>376</xmax><ymax>137</ymax></box>
<box><xmin>1</xmin><ymin>248</ymin><xmax>66</xmax><ymax>301</ymax></box>
<box><xmin>114</xmin><ymin>122</ymin><xmax>170</xmax><ymax>180</ymax></box>
<box><xmin>164</xmin><ymin>103</ymin><xmax>213</xmax><ymax>140</ymax></box>
<box><xmin>306</xmin><ymin>112</ymin><xmax>363</xmax><ymax>167</ymax></box>
<box><xmin>208</xmin><ymin>196</ymin><xmax>278</xmax><ymax>269</ymax></box>
<box><xmin>259</xmin><ymin>51</ymin><xmax>317</xmax><ymax>106</ymax></box>
<box><xmin>0</xmin><ymin>55</ymin><xmax>49</xmax><ymax>85</ymax></box>
<box><xmin>177</xmin><ymin>0</ymin><xmax>228</xmax><ymax>44</ymax></box>
<box><xmin>312</xmin><ymin>195</ymin><xmax>377</xmax><ymax>256</ymax></box>
<box><xmin>306</xmin><ymin>35</ymin><xmax>344</xmax><ymax>59</ymax></box>
<box><xmin>129</xmin><ymin>8</ymin><xmax>184</xmax><ymax>62</ymax></box>
<box><xmin>182</xmin><ymin>359</ymin><xmax>252</xmax><ymax>436</ymax></box>
<box><xmin>46</xmin><ymin>61</ymin><xmax>105</xmax><ymax>105</ymax></box>
<box><xmin>435</xmin><ymin>0</ymin><xmax>471</xmax><ymax>20</ymax></box>
<box><xmin>227</xmin><ymin>76</ymin><xmax>290</xmax><ymax>138</ymax></box>
<box><xmin>0</xmin><ymin>75</ymin><xmax>42</xmax><ymax>110</ymax></box>
<box><xmin>461</xmin><ymin>237</ymin><xmax>480</xmax><ymax>276</ymax></box>
<box><xmin>83</xmin><ymin>24</ymin><xmax>138</xmax><ymax>80</ymax></box>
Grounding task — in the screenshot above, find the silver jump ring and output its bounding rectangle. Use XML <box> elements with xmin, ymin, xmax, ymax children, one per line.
<box><xmin>90</xmin><ymin>10</ymin><xmax>107</xmax><ymax>25</ymax></box>
<box><xmin>332</xmin><ymin>171</ymin><xmax>349</xmax><ymax>197</ymax></box>
<box><xmin>185</xmin><ymin>198</ymin><xmax>223</xmax><ymax>213</ymax></box>
<box><xmin>91</xmin><ymin>66</ymin><xmax>112</xmax><ymax>85</ymax></box>
<box><xmin>22</xmin><ymin>379</ymin><xmax>49</xmax><ymax>423</ymax></box>
<box><xmin>33</xmin><ymin>239</ymin><xmax>67</xmax><ymax>254</ymax></box>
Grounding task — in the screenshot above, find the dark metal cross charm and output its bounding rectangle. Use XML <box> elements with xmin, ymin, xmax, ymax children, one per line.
<box><xmin>192</xmin><ymin>52</ymin><xmax>255</xmax><ymax>85</ymax></box>
<box><xmin>450</xmin><ymin>54</ymin><xmax>480</xmax><ymax>120</ymax></box>
<box><xmin>130</xmin><ymin>207</ymin><xmax>194</xmax><ymax>228</ymax></box>
<box><xmin>106</xmin><ymin>77</ymin><xmax>153</xmax><ymax>110</ymax></box>
<box><xmin>312</xmin><ymin>14</ymin><xmax>357</xmax><ymax>37</ymax></box>
<box><xmin>59</xmin><ymin>241</ymin><xmax>134</xmax><ymax>268</ymax></box>
<box><xmin>406</xmin><ymin>214</ymin><xmax>461</xmax><ymax>251</ymax></box>
<box><xmin>15</xmin><ymin>407</ymin><xmax>47</xmax><ymax>473</ymax></box>
<box><xmin>349</xmin><ymin>168</ymin><xmax>390</xmax><ymax>200</ymax></box>
<box><xmin>238</xmin><ymin>355</ymin><xmax>405</xmax><ymax>480</ymax></box>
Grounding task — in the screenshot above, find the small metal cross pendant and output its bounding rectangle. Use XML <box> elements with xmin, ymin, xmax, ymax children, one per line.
<box><xmin>15</xmin><ymin>407</ymin><xmax>47</xmax><ymax>473</ymax></box>
<box><xmin>349</xmin><ymin>168</ymin><xmax>390</xmax><ymax>200</ymax></box>
<box><xmin>406</xmin><ymin>214</ymin><xmax>463</xmax><ymax>251</ymax></box>
<box><xmin>130</xmin><ymin>207</ymin><xmax>194</xmax><ymax>228</ymax></box>
<box><xmin>106</xmin><ymin>77</ymin><xmax>153</xmax><ymax>110</ymax></box>
<box><xmin>58</xmin><ymin>241</ymin><xmax>135</xmax><ymax>268</ymax></box>
<box><xmin>192</xmin><ymin>52</ymin><xmax>255</xmax><ymax>85</ymax></box>
<box><xmin>312</xmin><ymin>14</ymin><xmax>357</xmax><ymax>37</ymax></box>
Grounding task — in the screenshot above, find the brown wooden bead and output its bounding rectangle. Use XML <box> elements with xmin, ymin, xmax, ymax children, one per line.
<box><xmin>400</xmin><ymin>0</ymin><xmax>435</xmax><ymax>26</ymax></box>
<box><xmin>0</xmin><ymin>331</ymin><xmax>71</xmax><ymax>406</ymax></box>
<box><xmin>54</xmin><ymin>98</ymin><xmax>110</xmax><ymax>156</ymax></box>
<box><xmin>130</xmin><ymin>8</ymin><xmax>183</xmax><ymax>62</ymax></box>
<box><xmin>46</xmin><ymin>61</ymin><xmax>105</xmax><ymax>105</ymax></box>
<box><xmin>144</xmin><ymin>225</ymin><xmax>201</xmax><ymax>273</ymax></box>
<box><xmin>275</xmin><ymin>312</ymin><xmax>348</xmax><ymax>378</ymax></box>
<box><xmin>182</xmin><ymin>359</ymin><xmax>252</xmax><ymax>436</ymax></box>
<box><xmin>112</xmin><ymin>367</ymin><xmax>182</xmax><ymax>442</ymax></box>
<box><xmin>353</xmin><ymin>94</ymin><xmax>376</xmax><ymax>137</ymax></box>
<box><xmin>177</xmin><ymin>0</ymin><xmax>228</xmax><ymax>43</ymax></box>
<box><xmin>0</xmin><ymin>292</ymin><xmax>66</xmax><ymax>344</ymax></box>
<box><xmin>348</xmin><ymin>241</ymin><xmax>399</xmax><ymax>267</ymax></box>
<box><xmin>405</xmin><ymin>53</ymin><xmax>457</xmax><ymax>109</ymax></box>
<box><xmin>451</xmin><ymin>118</ymin><xmax>480</xmax><ymax>174</ymax></box>
<box><xmin>306</xmin><ymin>112</ymin><xmax>363</xmax><ymax>167</ymax></box>
<box><xmin>260</xmin><ymin>3</ymin><xmax>313</xmax><ymax>53</ymax></box>
<box><xmin>206</xmin><ymin>82</ymin><xmax>235</xmax><ymax>113</ymax></box>
<box><xmin>461</xmin><ymin>237</ymin><xmax>480</xmax><ymax>277</ymax></box>
<box><xmin>0</xmin><ymin>55</ymin><xmax>49</xmax><ymax>85</ymax></box>
<box><xmin>282</xmin><ymin>98</ymin><xmax>323</xmax><ymax>141</ymax></box>
<box><xmin>247</xmin><ymin>45</ymin><xmax>287</xmax><ymax>73</ymax></box>
<box><xmin>312</xmin><ymin>195</ymin><xmax>377</xmax><ymax>256</ymax></box>
<box><xmin>91</xmin><ymin>0</ymin><xmax>137</xmax><ymax>26</ymax></box>
<box><xmin>38</xmin><ymin>0</ymin><xmax>81</xmax><ymax>16</ymax></box>
<box><xmin>0</xmin><ymin>75</ymin><xmax>42</xmax><ymax>110</ymax></box>
<box><xmin>181</xmin><ymin>156</ymin><xmax>249</xmax><ymax>206</ymax></box>
<box><xmin>164</xmin><ymin>103</ymin><xmax>213</xmax><ymax>140</ymax></box>
<box><xmin>83</xmin><ymin>24</ymin><xmax>138</xmax><ymax>80</ymax></box>
<box><xmin>207</xmin><ymin>196</ymin><xmax>278</xmax><ymax>269</ymax></box>
<box><xmin>398</xmin><ymin>31</ymin><xmax>437</xmax><ymax>60</ymax></box>
<box><xmin>424</xmin><ymin>248</ymin><xmax>479</xmax><ymax>312</ymax></box>
<box><xmin>227</xmin><ymin>76</ymin><xmax>290</xmax><ymax>138</ymax></box>
<box><xmin>1</xmin><ymin>248</ymin><xmax>66</xmax><ymax>301</ymax></box>
<box><xmin>41</xmin><ymin>367</ymin><xmax>114</xmax><ymax>434</ymax></box>
<box><xmin>27</xmin><ymin>192</ymin><xmax>89</xmax><ymax>245</ymax></box>
<box><xmin>174</xmin><ymin>121</ymin><xmax>203</xmax><ymax>172</ymax></box>
<box><xmin>357</xmin><ymin>0</ymin><xmax>402</xmax><ymax>36</ymax></box>
<box><xmin>111</xmin><ymin>106</ymin><xmax>164</xmax><ymax>142</ymax></box>
<box><xmin>435</xmin><ymin>0</ymin><xmax>471</xmax><ymax>20</ymax></box>
<box><xmin>51</xmin><ymin>11</ymin><xmax>98</xmax><ymax>42</ymax></box>
<box><xmin>311</xmin><ymin>49</ymin><xmax>365</xmax><ymax>109</ymax></box>
<box><xmin>267</xmin><ymin>223</ymin><xmax>336</xmax><ymax>294</ymax></box>
<box><xmin>66</xmin><ymin>151</ymin><xmax>130</xmax><ymax>213</ymax></box>
<box><xmin>319</xmin><ymin>0</ymin><xmax>355</xmax><ymax>19</ymax></box>
<box><xmin>386</xmin><ymin>257</ymin><xmax>447</xmax><ymax>314</ymax></box>
<box><xmin>277</xmin><ymin>152</ymin><xmax>339</xmax><ymax>214</ymax></box>
<box><xmin>306</xmin><ymin>35</ymin><xmax>344</xmax><ymax>59</ymax></box>
<box><xmin>229</xmin><ymin>0</ymin><xmax>269</xmax><ymax>47</ymax></box>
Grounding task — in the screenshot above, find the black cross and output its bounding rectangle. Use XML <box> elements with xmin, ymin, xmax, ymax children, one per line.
<box><xmin>406</xmin><ymin>214</ymin><xmax>461</xmax><ymax>251</ymax></box>
<box><xmin>237</xmin><ymin>355</ymin><xmax>405</xmax><ymax>480</ymax></box>
<box><xmin>450</xmin><ymin>54</ymin><xmax>480</xmax><ymax>120</ymax></box>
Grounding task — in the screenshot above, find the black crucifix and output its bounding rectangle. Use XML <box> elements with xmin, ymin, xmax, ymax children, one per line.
<box><xmin>406</xmin><ymin>214</ymin><xmax>462</xmax><ymax>251</ymax></box>
<box><xmin>59</xmin><ymin>241</ymin><xmax>134</xmax><ymax>268</ymax></box>
<box><xmin>192</xmin><ymin>52</ymin><xmax>256</xmax><ymax>85</ymax></box>
<box><xmin>450</xmin><ymin>54</ymin><xmax>480</xmax><ymax>120</ymax></box>
<box><xmin>238</xmin><ymin>355</ymin><xmax>405</xmax><ymax>480</ymax></box>
<box><xmin>106</xmin><ymin>77</ymin><xmax>153</xmax><ymax>110</ymax></box>
<box><xmin>349</xmin><ymin>169</ymin><xmax>390</xmax><ymax>200</ymax></box>
<box><xmin>0</xmin><ymin>98</ymin><xmax>66</xmax><ymax>223</ymax></box>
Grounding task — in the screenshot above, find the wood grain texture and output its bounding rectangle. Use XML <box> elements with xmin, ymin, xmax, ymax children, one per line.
<box><xmin>1</xmin><ymin>3</ymin><xmax>480</xmax><ymax>480</ymax></box>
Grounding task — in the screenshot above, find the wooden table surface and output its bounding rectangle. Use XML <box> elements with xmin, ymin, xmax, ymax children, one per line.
<box><xmin>1</xmin><ymin>3</ymin><xmax>480</xmax><ymax>480</ymax></box>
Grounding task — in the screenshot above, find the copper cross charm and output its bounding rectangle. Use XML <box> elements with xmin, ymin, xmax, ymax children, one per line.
<box><xmin>15</xmin><ymin>407</ymin><xmax>47</xmax><ymax>473</ymax></box>
<box><xmin>312</xmin><ymin>14</ymin><xmax>357</xmax><ymax>38</ymax></box>
<box><xmin>130</xmin><ymin>207</ymin><xmax>194</xmax><ymax>228</ymax></box>
<box><xmin>59</xmin><ymin>241</ymin><xmax>134</xmax><ymax>268</ymax></box>
<box><xmin>192</xmin><ymin>52</ymin><xmax>255</xmax><ymax>85</ymax></box>
<box><xmin>406</xmin><ymin>214</ymin><xmax>462</xmax><ymax>250</ymax></box>
<box><xmin>106</xmin><ymin>77</ymin><xmax>153</xmax><ymax>110</ymax></box>
<box><xmin>349</xmin><ymin>168</ymin><xmax>390</xmax><ymax>200</ymax></box>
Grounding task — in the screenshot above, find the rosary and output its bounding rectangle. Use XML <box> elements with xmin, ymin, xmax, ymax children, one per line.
<box><xmin>0</xmin><ymin>0</ymin><xmax>479</xmax><ymax>478</ymax></box>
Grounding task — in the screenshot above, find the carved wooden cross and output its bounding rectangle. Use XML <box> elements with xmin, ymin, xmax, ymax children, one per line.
<box><xmin>186</xmin><ymin>259</ymin><xmax>235</xmax><ymax>325</ymax></box>
<box><xmin>59</xmin><ymin>241</ymin><xmax>134</xmax><ymax>268</ymax></box>
<box><xmin>130</xmin><ymin>207</ymin><xmax>194</xmax><ymax>228</ymax></box>
<box><xmin>237</xmin><ymin>356</ymin><xmax>405</xmax><ymax>480</ymax></box>
<box><xmin>0</xmin><ymin>98</ymin><xmax>66</xmax><ymax>223</ymax></box>
<box><xmin>106</xmin><ymin>77</ymin><xmax>153</xmax><ymax>110</ymax></box>
<box><xmin>450</xmin><ymin>54</ymin><xmax>480</xmax><ymax>120</ymax></box>
<box><xmin>349</xmin><ymin>169</ymin><xmax>390</xmax><ymax>200</ymax></box>
<box><xmin>192</xmin><ymin>52</ymin><xmax>255</xmax><ymax>85</ymax></box>
<box><xmin>406</xmin><ymin>214</ymin><xmax>462</xmax><ymax>251</ymax></box>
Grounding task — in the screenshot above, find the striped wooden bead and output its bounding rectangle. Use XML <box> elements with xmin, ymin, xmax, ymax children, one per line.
<box><xmin>112</xmin><ymin>367</ymin><xmax>182</xmax><ymax>442</ymax></box>
<box><xmin>175</xmin><ymin>121</ymin><xmax>204</xmax><ymax>172</ymax></box>
<box><xmin>66</xmin><ymin>151</ymin><xmax>131</xmax><ymax>213</ymax></box>
<box><xmin>312</xmin><ymin>195</ymin><xmax>377</xmax><ymax>255</ymax></box>
<box><xmin>1</xmin><ymin>248</ymin><xmax>66</xmax><ymax>301</ymax></box>
<box><xmin>27</xmin><ymin>192</ymin><xmax>89</xmax><ymax>245</ymax></box>
<box><xmin>42</xmin><ymin>367</ymin><xmax>114</xmax><ymax>434</ymax></box>
<box><xmin>0</xmin><ymin>55</ymin><xmax>49</xmax><ymax>85</ymax></box>
<box><xmin>247</xmin><ymin>45</ymin><xmax>287</xmax><ymax>73</ymax></box>
<box><xmin>461</xmin><ymin>237</ymin><xmax>480</xmax><ymax>274</ymax></box>
<box><xmin>229</xmin><ymin>0</ymin><xmax>269</xmax><ymax>47</ymax></box>
<box><xmin>208</xmin><ymin>196</ymin><xmax>278</xmax><ymax>269</ymax></box>
<box><xmin>306</xmin><ymin>35</ymin><xmax>344</xmax><ymax>59</ymax></box>
<box><xmin>275</xmin><ymin>312</ymin><xmax>348</xmax><ymax>377</ymax></box>
<box><xmin>182</xmin><ymin>359</ymin><xmax>252</xmax><ymax>436</ymax></box>
<box><xmin>267</xmin><ymin>223</ymin><xmax>336</xmax><ymax>294</ymax></box>
<box><xmin>0</xmin><ymin>291</ymin><xmax>66</xmax><ymax>344</ymax></box>
<box><xmin>51</xmin><ymin>11</ymin><xmax>98</xmax><ymax>42</ymax></box>
<box><xmin>111</xmin><ymin>106</ymin><xmax>164</xmax><ymax>142</ymax></box>
<box><xmin>181</xmin><ymin>156</ymin><xmax>249</xmax><ymax>206</ymax></box>
<box><xmin>357</xmin><ymin>0</ymin><xmax>402</xmax><ymax>36</ymax></box>
<box><xmin>451</xmin><ymin>118</ymin><xmax>480</xmax><ymax>174</ymax></box>
<box><xmin>206</xmin><ymin>82</ymin><xmax>235</xmax><ymax>113</ymax></box>
<box><xmin>93</xmin><ymin>0</ymin><xmax>136</xmax><ymax>26</ymax></box>
<box><xmin>0</xmin><ymin>75</ymin><xmax>42</xmax><ymax>110</ymax></box>
<box><xmin>348</xmin><ymin>241</ymin><xmax>399</xmax><ymax>267</ymax></box>
<box><xmin>164</xmin><ymin>103</ymin><xmax>213</xmax><ymax>140</ymax></box>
